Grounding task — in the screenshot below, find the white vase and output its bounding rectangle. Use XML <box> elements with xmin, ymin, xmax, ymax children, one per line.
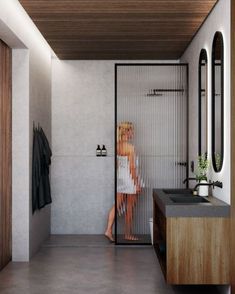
<box><xmin>198</xmin><ymin>180</ymin><xmax>209</xmax><ymax>197</ymax></box>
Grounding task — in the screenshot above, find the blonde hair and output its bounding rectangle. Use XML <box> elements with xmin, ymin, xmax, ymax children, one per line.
<box><xmin>117</xmin><ymin>121</ymin><xmax>133</xmax><ymax>142</ymax></box>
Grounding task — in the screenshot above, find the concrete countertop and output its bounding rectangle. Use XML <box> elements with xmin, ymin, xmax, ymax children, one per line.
<box><xmin>153</xmin><ymin>189</ymin><xmax>230</xmax><ymax>217</ymax></box>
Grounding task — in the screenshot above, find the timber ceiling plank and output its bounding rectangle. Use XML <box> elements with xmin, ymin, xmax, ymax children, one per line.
<box><xmin>19</xmin><ymin>0</ymin><xmax>218</xmax><ymax>60</ymax></box>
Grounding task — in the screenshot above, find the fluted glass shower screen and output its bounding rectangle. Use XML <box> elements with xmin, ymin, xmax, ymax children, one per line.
<box><xmin>115</xmin><ymin>64</ymin><xmax>188</xmax><ymax>244</ymax></box>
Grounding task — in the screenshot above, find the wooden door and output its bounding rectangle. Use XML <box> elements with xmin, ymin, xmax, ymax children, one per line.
<box><xmin>0</xmin><ymin>39</ymin><xmax>12</xmax><ymax>270</ymax></box>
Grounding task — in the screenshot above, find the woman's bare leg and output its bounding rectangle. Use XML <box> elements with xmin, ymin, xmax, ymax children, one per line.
<box><xmin>105</xmin><ymin>193</ymin><xmax>124</xmax><ymax>242</ymax></box>
<box><xmin>124</xmin><ymin>195</ymin><xmax>138</xmax><ymax>240</ymax></box>
<box><xmin>105</xmin><ymin>205</ymin><xmax>115</xmax><ymax>242</ymax></box>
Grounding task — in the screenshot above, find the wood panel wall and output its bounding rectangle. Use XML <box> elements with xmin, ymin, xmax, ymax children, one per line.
<box><xmin>19</xmin><ymin>0</ymin><xmax>218</xmax><ymax>60</ymax></box>
<box><xmin>231</xmin><ymin>0</ymin><xmax>235</xmax><ymax>291</ymax></box>
<box><xmin>0</xmin><ymin>40</ymin><xmax>12</xmax><ymax>270</ymax></box>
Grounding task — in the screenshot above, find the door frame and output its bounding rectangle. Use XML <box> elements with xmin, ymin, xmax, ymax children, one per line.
<box><xmin>231</xmin><ymin>0</ymin><xmax>235</xmax><ymax>291</ymax></box>
<box><xmin>0</xmin><ymin>39</ymin><xmax>12</xmax><ymax>270</ymax></box>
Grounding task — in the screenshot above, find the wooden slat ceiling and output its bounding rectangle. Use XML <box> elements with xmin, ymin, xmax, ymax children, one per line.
<box><xmin>19</xmin><ymin>0</ymin><xmax>218</xmax><ymax>60</ymax></box>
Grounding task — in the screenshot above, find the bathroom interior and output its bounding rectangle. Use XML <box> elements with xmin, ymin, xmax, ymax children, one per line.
<box><xmin>0</xmin><ymin>0</ymin><xmax>235</xmax><ymax>293</ymax></box>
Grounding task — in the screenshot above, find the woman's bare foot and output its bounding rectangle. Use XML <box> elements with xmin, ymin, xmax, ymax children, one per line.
<box><xmin>124</xmin><ymin>235</ymin><xmax>139</xmax><ymax>241</ymax></box>
<box><xmin>105</xmin><ymin>231</ymin><xmax>114</xmax><ymax>242</ymax></box>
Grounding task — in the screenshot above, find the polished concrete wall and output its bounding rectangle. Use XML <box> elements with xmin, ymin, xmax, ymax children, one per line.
<box><xmin>51</xmin><ymin>60</ymin><xmax>115</xmax><ymax>234</ymax></box>
<box><xmin>51</xmin><ymin>60</ymin><xmax>178</xmax><ymax>234</ymax></box>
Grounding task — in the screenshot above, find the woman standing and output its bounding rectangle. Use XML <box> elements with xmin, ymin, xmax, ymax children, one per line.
<box><xmin>105</xmin><ymin>122</ymin><xmax>141</xmax><ymax>242</ymax></box>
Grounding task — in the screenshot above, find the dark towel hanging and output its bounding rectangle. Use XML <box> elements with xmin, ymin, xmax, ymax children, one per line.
<box><xmin>32</xmin><ymin>123</ymin><xmax>52</xmax><ymax>213</ymax></box>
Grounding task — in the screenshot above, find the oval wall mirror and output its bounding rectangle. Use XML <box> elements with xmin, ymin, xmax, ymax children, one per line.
<box><xmin>212</xmin><ymin>32</ymin><xmax>224</xmax><ymax>172</ymax></box>
<box><xmin>198</xmin><ymin>49</ymin><xmax>208</xmax><ymax>157</ymax></box>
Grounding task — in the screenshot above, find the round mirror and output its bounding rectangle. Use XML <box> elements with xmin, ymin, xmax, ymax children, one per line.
<box><xmin>212</xmin><ymin>32</ymin><xmax>224</xmax><ymax>172</ymax></box>
<box><xmin>198</xmin><ymin>49</ymin><xmax>208</xmax><ymax>157</ymax></box>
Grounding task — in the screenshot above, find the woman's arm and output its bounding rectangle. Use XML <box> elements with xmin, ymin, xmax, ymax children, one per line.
<box><xmin>128</xmin><ymin>145</ymin><xmax>140</xmax><ymax>191</ymax></box>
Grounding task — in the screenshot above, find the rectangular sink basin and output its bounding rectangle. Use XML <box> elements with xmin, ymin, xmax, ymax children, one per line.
<box><xmin>163</xmin><ymin>188</ymin><xmax>192</xmax><ymax>194</ymax></box>
<box><xmin>170</xmin><ymin>196</ymin><xmax>210</xmax><ymax>204</ymax></box>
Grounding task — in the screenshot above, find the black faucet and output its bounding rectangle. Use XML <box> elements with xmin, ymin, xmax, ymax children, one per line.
<box><xmin>193</xmin><ymin>181</ymin><xmax>223</xmax><ymax>192</ymax></box>
<box><xmin>183</xmin><ymin>177</ymin><xmax>197</xmax><ymax>184</ymax></box>
<box><xmin>212</xmin><ymin>181</ymin><xmax>223</xmax><ymax>189</ymax></box>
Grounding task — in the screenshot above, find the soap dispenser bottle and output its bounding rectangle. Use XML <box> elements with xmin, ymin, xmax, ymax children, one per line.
<box><xmin>96</xmin><ymin>145</ymin><xmax>101</xmax><ymax>157</ymax></box>
<box><xmin>101</xmin><ymin>145</ymin><xmax>107</xmax><ymax>157</ymax></box>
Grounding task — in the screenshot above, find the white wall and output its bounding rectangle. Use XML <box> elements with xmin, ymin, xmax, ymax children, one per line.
<box><xmin>12</xmin><ymin>49</ymin><xmax>30</xmax><ymax>260</ymax></box>
<box><xmin>29</xmin><ymin>48</ymin><xmax>52</xmax><ymax>258</ymax></box>
<box><xmin>51</xmin><ymin>60</ymin><xmax>178</xmax><ymax>234</ymax></box>
<box><xmin>181</xmin><ymin>2</ymin><xmax>230</xmax><ymax>292</ymax></box>
<box><xmin>0</xmin><ymin>0</ymin><xmax>54</xmax><ymax>260</ymax></box>
<box><xmin>180</xmin><ymin>0</ymin><xmax>231</xmax><ymax>204</ymax></box>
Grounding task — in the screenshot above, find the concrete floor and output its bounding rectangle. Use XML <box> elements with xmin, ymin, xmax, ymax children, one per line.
<box><xmin>0</xmin><ymin>235</ymin><xmax>228</xmax><ymax>294</ymax></box>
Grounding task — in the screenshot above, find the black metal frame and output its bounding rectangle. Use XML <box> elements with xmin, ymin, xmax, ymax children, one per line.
<box><xmin>211</xmin><ymin>32</ymin><xmax>224</xmax><ymax>172</ymax></box>
<box><xmin>114</xmin><ymin>63</ymin><xmax>189</xmax><ymax>245</ymax></box>
<box><xmin>198</xmin><ymin>49</ymin><xmax>208</xmax><ymax>156</ymax></box>
<box><xmin>186</xmin><ymin>64</ymin><xmax>189</xmax><ymax>188</ymax></box>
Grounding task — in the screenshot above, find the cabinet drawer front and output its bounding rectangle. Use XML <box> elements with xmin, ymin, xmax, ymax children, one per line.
<box><xmin>166</xmin><ymin>217</ymin><xmax>230</xmax><ymax>285</ymax></box>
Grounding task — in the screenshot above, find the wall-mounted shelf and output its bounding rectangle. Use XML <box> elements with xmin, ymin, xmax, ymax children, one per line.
<box><xmin>146</xmin><ymin>89</ymin><xmax>184</xmax><ymax>96</ymax></box>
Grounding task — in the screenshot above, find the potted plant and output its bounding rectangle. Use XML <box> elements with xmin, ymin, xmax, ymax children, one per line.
<box><xmin>195</xmin><ymin>154</ymin><xmax>210</xmax><ymax>197</ymax></box>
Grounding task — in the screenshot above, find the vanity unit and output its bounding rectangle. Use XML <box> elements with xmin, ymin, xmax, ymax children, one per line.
<box><xmin>153</xmin><ymin>189</ymin><xmax>230</xmax><ymax>285</ymax></box>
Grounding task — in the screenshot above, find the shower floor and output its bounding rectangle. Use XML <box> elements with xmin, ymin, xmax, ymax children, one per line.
<box><xmin>116</xmin><ymin>234</ymin><xmax>151</xmax><ymax>244</ymax></box>
<box><xmin>43</xmin><ymin>234</ymin><xmax>115</xmax><ymax>247</ymax></box>
<box><xmin>44</xmin><ymin>234</ymin><xmax>151</xmax><ymax>246</ymax></box>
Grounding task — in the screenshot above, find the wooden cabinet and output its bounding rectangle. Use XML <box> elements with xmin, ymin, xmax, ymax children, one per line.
<box><xmin>153</xmin><ymin>202</ymin><xmax>167</xmax><ymax>277</ymax></box>
<box><xmin>153</xmin><ymin>200</ymin><xmax>230</xmax><ymax>284</ymax></box>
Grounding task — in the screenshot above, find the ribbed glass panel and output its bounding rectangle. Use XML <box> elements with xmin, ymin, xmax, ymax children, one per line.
<box><xmin>116</xmin><ymin>64</ymin><xmax>188</xmax><ymax>244</ymax></box>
